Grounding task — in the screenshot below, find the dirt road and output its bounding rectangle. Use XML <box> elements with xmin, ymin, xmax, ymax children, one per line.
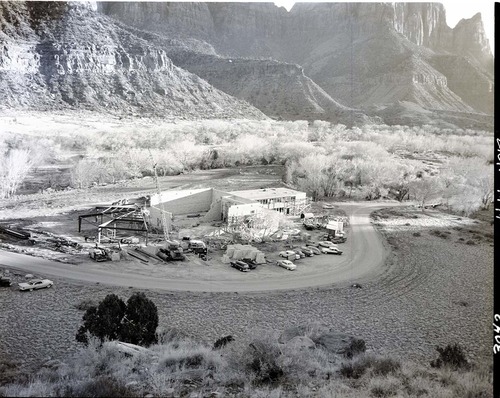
<box><xmin>0</xmin><ymin>202</ymin><xmax>399</xmax><ymax>292</ymax></box>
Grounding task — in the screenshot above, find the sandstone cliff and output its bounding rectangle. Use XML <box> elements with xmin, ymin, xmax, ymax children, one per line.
<box><xmin>124</xmin><ymin>26</ymin><xmax>367</xmax><ymax>124</ymax></box>
<box><xmin>100</xmin><ymin>2</ymin><xmax>493</xmax><ymax>117</ymax></box>
<box><xmin>100</xmin><ymin>3</ymin><xmax>365</xmax><ymax>124</ymax></box>
<box><xmin>0</xmin><ymin>1</ymin><xmax>265</xmax><ymax>119</ymax></box>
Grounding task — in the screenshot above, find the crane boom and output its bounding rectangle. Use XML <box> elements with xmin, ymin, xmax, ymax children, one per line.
<box><xmin>148</xmin><ymin>151</ymin><xmax>169</xmax><ymax>242</ymax></box>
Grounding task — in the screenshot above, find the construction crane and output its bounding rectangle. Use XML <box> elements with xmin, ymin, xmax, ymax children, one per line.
<box><xmin>148</xmin><ymin>150</ymin><xmax>169</xmax><ymax>242</ymax></box>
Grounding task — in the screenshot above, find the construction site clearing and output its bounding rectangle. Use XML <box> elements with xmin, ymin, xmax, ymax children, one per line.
<box><xmin>0</xmin><ymin>187</ymin><xmax>350</xmax><ymax>280</ymax></box>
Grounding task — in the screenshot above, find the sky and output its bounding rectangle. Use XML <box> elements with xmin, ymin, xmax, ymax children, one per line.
<box><xmin>272</xmin><ymin>0</ymin><xmax>495</xmax><ymax>49</ymax></box>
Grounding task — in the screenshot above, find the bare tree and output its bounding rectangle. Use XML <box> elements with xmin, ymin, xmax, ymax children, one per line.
<box><xmin>0</xmin><ymin>149</ymin><xmax>34</xmax><ymax>198</ymax></box>
<box><xmin>70</xmin><ymin>159</ymin><xmax>100</xmax><ymax>188</ymax></box>
<box><xmin>409</xmin><ymin>177</ymin><xmax>443</xmax><ymax>210</ymax></box>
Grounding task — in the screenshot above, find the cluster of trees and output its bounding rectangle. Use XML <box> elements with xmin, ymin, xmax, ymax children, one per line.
<box><xmin>286</xmin><ymin>151</ymin><xmax>493</xmax><ymax>215</ymax></box>
<box><xmin>76</xmin><ymin>292</ymin><xmax>159</xmax><ymax>347</ymax></box>
<box><xmin>2</xmin><ymin>119</ymin><xmax>493</xmax><ymax>216</ymax></box>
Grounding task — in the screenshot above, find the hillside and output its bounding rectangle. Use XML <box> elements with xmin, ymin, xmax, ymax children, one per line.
<box><xmin>100</xmin><ymin>2</ymin><xmax>493</xmax><ymax>126</ymax></box>
<box><xmin>120</xmin><ymin>27</ymin><xmax>368</xmax><ymax>124</ymax></box>
<box><xmin>0</xmin><ymin>2</ymin><xmax>265</xmax><ymax>119</ymax></box>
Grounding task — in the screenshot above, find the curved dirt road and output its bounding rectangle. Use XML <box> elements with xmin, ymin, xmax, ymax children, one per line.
<box><xmin>0</xmin><ymin>202</ymin><xmax>399</xmax><ymax>292</ymax></box>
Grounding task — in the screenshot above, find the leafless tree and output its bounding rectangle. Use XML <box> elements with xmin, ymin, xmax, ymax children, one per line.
<box><xmin>0</xmin><ymin>149</ymin><xmax>34</xmax><ymax>198</ymax></box>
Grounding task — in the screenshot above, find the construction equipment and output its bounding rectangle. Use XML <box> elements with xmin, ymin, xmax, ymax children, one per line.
<box><xmin>148</xmin><ymin>150</ymin><xmax>169</xmax><ymax>242</ymax></box>
<box><xmin>188</xmin><ymin>239</ymin><xmax>208</xmax><ymax>255</ymax></box>
<box><xmin>89</xmin><ymin>247</ymin><xmax>111</xmax><ymax>262</ymax></box>
<box><xmin>157</xmin><ymin>240</ymin><xmax>185</xmax><ymax>261</ymax></box>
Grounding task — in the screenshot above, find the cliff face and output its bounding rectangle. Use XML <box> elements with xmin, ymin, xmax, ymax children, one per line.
<box><xmin>0</xmin><ymin>1</ymin><xmax>265</xmax><ymax>119</ymax></box>
<box><xmin>451</xmin><ymin>13</ymin><xmax>493</xmax><ymax>71</ymax></box>
<box><xmin>112</xmin><ymin>8</ymin><xmax>364</xmax><ymax>125</ymax></box>
<box><xmin>100</xmin><ymin>2</ymin><xmax>493</xmax><ymax>116</ymax></box>
<box><xmin>171</xmin><ymin>54</ymin><xmax>368</xmax><ymax>123</ymax></box>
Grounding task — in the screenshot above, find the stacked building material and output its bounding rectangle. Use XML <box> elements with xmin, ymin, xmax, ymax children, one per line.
<box><xmin>223</xmin><ymin>244</ymin><xmax>266</xmax><ymax>264</ymax></box>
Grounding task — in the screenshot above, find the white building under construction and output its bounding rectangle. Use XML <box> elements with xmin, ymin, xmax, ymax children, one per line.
<box><xmin>149</xmin><ymin>187</ymin><xmax>308</xmax><ymax>230</ymax></box>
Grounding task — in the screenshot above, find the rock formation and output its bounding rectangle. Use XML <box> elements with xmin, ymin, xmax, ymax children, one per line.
<box><xmin>100</xmin><ymin>2</ymin><xmax>493</xmax><ymax>119</ymax></box>
<box><xmin>125</xmin><ymin>27</ymin><xmax>367</xmax><ymax>124</ymax></box>
<box><xmin>0</xmin><ymin>1</ymin><xmax>265</xmax><ymax>119</ymax></box>
<box><xmin>1</xmin><ymin>1</ymin><xmax>493</xmax><ymax>126</ymax></box>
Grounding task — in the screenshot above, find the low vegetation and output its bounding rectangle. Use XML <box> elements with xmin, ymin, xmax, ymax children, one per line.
<box><xmin>1</xmin><ymin>117</ymin><xmax>493</xmax><ymax>216</ymax></box>
<box><xmin>0</xmin><ymin>294</ymin><xmax>491</xmax><ymax>396</ymax></box>
<box><xmin>0</xmin><ymin>334</ymin><xmax>491</xmax><ymax>397</ymax></box>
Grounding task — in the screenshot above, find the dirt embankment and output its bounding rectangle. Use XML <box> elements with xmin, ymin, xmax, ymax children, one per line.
<box><xmin>0</xmin><ymin>206</ymin><xmax>493</xmax><ymax>374</ymax></box>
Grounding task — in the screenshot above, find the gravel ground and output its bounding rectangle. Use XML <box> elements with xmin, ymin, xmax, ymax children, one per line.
<box><xmin>0</xmin><ymin>207</ymin><xmax>493</xmax><ymax>374</ymax></box>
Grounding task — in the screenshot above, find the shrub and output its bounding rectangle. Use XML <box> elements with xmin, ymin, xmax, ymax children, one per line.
<box><xmin>76</xmin><ymin>293</ymin><xmax>158</xmax><ymax>347</ymax></box>
<box><xmin>343</xmin><ymin>338</ymin><xmax>366</xmax><ymax>359</ymax></box>
<box><xmin>0</xmin><ymin>359</ymin><xmax>26</xmax><ymax>386</ymax></box>
<box><xmin>156</xmin><ymin>327</ymin><xmax>188</xmax><ymax>344</ymax></box>
<box><xmin>369</xmin><ymin>375</ymin><xmax>401</xmax><ymax>398</ymax></box>
<box><xmin>120</xmin><ymin>292</ymin><xmax>159</xmax><ymax>346</ymax></box>
<box><xmin>430</xmin><ymin>344</ymin><xmax>469</xmax><ymax>370</ymax></box>
<box><xmin>371</xmin><ymin>385</ymin><xmax>398</xmax><ymax>398</ymax></box>
<box><xmin>76</xmin><ymin>294</ymin><xmax>126</xmax><ymax>344</ymax></box>
<box><xmin>214</xmin><ymin>335</ymin><xmax>235</xmax><ymax>350</ymax></box>
<box><xmin>247</xmin><ymin>341</ymin><xmax>285</xmax><ymax>386</ymax></box>
<box><xmin>62</xmin><ymin>376</ymin><xmax>134</xmax><ymax>397</ymax></box>
<box><xmin>372</xmin><ymin>358</ymin><xmax>401</xmax><ymax>376</ymax></box>
<box><xmin>339</xmin><ymin>362</ymin><xmax>367</xmax><ymax>379</ymax></box>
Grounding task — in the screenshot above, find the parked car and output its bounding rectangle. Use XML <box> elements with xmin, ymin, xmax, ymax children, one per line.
<box><xmin>300</xmin><ymin>247</ymin><xmax>314</xmax><ymax>256</ymax></box>
<box><xmin>276</xmin><ymin>259</ymin><xmax>297</xmax><ymax>271</ymax></box>
<box><xmin>18</xmin><ymin>279</ymin><xmax>53</xmax><ymax>291</ymax></box>
<box><xmin>230</xmin><ymin>260</ymin><xmax>250</xmax><ymax>272</ymax></box>
<box><xmin>241</xmin><ymin>258</ymin><xmax>258</xmax><ymax>270</ymax></box>
<box><xmin>294</xmin><ymin>250</ymin><xmax>306</xmax><ymax>258</ymax></box>
<box><xmin>321</xmin><ymin>247</ymin><xmax>343</xmax><ymax>255</ymax></box>
<box><xmin>330</xmin><ymin>236</ymin><xmax>347</xmax><ymax>244</ymax></box>
<box><xmin>318</xmin><ymin>241</ymin><xmax>339</xmax><ymax>249</ymax></box>
<box><xmin>308</xmin><ymin>246</ymin><xmax>322</xmax><ymax>255</ymax></box>
<box><xmin>279</xmin><ymin>250</ymin><xmax>300</xmax><ymax>260</ymax></box>
<box><xmin>282</xmin><ymin>228</ymin><xmax>301</xmax><ymax>236</ymax></box>
<box><xmin>0</xmin><ymin>275</ymin><xmax>12</xmax><ymax>287</ymax></box>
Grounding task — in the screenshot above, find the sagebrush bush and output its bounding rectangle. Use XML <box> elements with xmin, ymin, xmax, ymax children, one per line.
<box><xmin>0</xmin><ymin>337</ymin><xmax>493</xmax><ymax>398</ymax></box>
<box><xmin>366</xmin><ymin>358</ymin><xmax>401</xmax><ymax>377</ymax></box>
<box><xmin>61</xmin><ymin>376</ymin><xmax>134</xmax><ymax>397</ymax></box>
<box><xmin>339</xmin><ymin>362</ymin><xmax>367</xmax><ymax>379</ymax></box>
<box><xmin>431</xmin><ymin>344</ymin><xmax>470</xmax><ymax>370</ymax></box>
<box><xmin>369</xmin><ymin>375</ymin><xmax>401</xmax><ymax>397</ymax></box>
<box><xmin>247</xmin><ymin>345</ymin><xmax>285</xmax><ymax>386</ymax></box>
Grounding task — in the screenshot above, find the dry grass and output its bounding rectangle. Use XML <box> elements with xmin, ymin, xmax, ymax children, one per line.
<box><xmin>0</xmin><ymin>331</ymin><xmax>492</xmax><ymax>398</ymax></box>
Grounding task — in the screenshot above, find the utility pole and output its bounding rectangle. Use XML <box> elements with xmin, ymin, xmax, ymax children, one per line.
<box><xmin>148</xmin><ymin>150</ymin><xmax>169</xmax><ymax>242</ymax></box>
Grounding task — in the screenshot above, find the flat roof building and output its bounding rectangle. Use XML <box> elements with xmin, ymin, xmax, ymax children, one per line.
<box><xmin>148</xmin><ymin>187</ymin><xmax>309</xmax><ymax>231</ymax></box>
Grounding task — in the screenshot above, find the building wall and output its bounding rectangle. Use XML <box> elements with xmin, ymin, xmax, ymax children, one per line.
<box><xmin>148</xmin><ymin>187</ymin><xmax>307</xmax><ymax>230</ymax></box>
<box><xmin>148</xmin><ymin>207</ymin><xmax>173</xmax><ymax>231</ymax></box>
<box><xmin>203</xmin><ymin>189</ymin><xmax>228</xmax><ymax>222</ymax></box>
<box><xmin>159</xmin><ymin>189</ymin><xmax>214</xmax><ymax>216</ymax></box>
<box><xmin>294</xmin><ymin>192</ymin><xmax>307</xmax><ymax>201</ymax></box>
<box><xmin>227</xmin><ymin>203</ymin><xmax>262</xmax><ymax>226</ymax></box>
